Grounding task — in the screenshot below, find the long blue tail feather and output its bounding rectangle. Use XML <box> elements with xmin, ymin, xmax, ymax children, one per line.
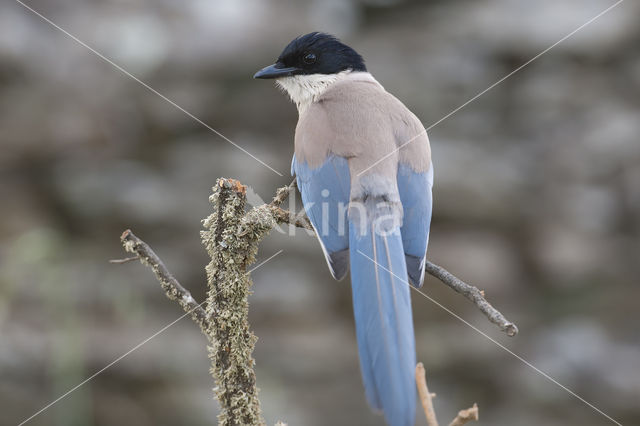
<box><xmin>349</xmin><ymin>222</ymin><xmax>416</xmax><ymax>426</ymax></box>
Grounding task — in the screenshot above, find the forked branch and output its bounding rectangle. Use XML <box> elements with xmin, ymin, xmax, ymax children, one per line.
<box><xmin>416</xmin><ymin>362</ymin><xmax>479</xmax><ymax>426</ymax></box>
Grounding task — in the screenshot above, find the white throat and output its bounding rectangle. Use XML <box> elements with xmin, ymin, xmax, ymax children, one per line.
<box><xmin>276</xmin><ymin>70</ymin><xmax>351</xmax><ymax>114</ymax></box>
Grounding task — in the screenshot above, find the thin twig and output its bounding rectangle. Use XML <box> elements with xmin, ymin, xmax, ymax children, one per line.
<box><xmin>425</xmin><ymin>261</ymin><xmax>518</xmax><ymax>337</ymax></box>
<box><xmin>119</xmin><ymin>229</ymin><xmax>211</xmax><ymax>334</ymax></box>
<box><xmin>270</xmin><ymin>178</ymin><xmax>297</xmax><ymax>207</ymax></box>
<box><xmin>264</xmin><ymin>179</ymin><xmax>313</xmax><ymax>230</ymax></box>
<box><xmin>416</xmin><ymin>362</ymin><xmax>479</xmax><ymax>426</ymax></box>
<box><xmin>270</xmin><ymin>205</ymin><xmax>313</xmax><ymax>230</ymax></box>
<box><xmin>109</xmin><ymin>256</ymin><xmax>139</xmax><ymax>264</ymax></box>
<box><xmin>449</xmin><ymin>404</ymin><xmax>479</xmax><ymax>426</ymax></box>
<box><xmin>416</xmin><ymin>362</ymin><xmax>439</xmax><ymax>426</ymax></box>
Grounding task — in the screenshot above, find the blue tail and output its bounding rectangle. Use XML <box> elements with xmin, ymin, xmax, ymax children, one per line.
<box><xmin>349</xmin><ymin>222</ymin><xmax>416</xmax><ymax>426</ymax></box>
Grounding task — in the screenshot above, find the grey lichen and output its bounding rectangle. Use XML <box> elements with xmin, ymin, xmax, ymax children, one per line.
<box><xmin>202</xmin><ymin>178</ymin><xmax>268</xmax><ymax>426</ymax></box>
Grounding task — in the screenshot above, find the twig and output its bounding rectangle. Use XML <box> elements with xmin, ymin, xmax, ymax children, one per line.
<box><xmin>267</xmin><ymin>179</ymin><xmax>313</xmax><ymax>230</ymax></box>
<box><xmin>424</xmin><ymin>261</ymin><xmax>518</xmax><ymax>337</ymax></box>
<box><xmin>416</xmin><ymin>362</ymin><xmax>479</xmax><ymax>426</ymax></box>
<box><xmin>449</xmin><ymin>404</ymin><xmax>479</xmax><ymax>426</ymax></box>
<box><xmin>270</xmin><ymin>178</ymin><xmax>297</xmax><ymax>207</ymax></box>
<box><xmin>269</xmin><ymin>205</ymin><xmax>313</xmax><ymax>230</ymax></box>
<box><xmin>416</xmin><ymin>362</ymin><xmax>439</xmax><ymax>426</ymax></box>
<box><xmin>108</xmin><ymin>256</ymin><xmax>139</xmax><ymax>264</ymax></box>
<box><xmin>119</xmin><ymin>229</ymin><xmax>210</xmax><ymax>334</ymax></box>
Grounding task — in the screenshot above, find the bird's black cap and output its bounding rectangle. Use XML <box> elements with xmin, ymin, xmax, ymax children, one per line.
<box><xmin>254</xmin><ymin>32</ymin><xmax>366</xmax><ymax>79</ymax></box>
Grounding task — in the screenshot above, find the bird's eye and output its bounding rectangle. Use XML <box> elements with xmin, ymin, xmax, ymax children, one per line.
<box><xmin>302</xmin><ymin>52</ymin><xmax>316</xmax><ymax>64</ymax></box>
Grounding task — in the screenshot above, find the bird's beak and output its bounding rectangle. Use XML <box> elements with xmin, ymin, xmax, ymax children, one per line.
<box><xmin>253</xmin><ymin>64</ymin><xmax>300</xmax><ymax>79</ymax></box>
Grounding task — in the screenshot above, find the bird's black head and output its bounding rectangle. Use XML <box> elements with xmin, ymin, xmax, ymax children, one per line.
<box><xmin>254</xmin><ymin>32</ymin><xmax>366</xmax><ymax>79</ymax></box>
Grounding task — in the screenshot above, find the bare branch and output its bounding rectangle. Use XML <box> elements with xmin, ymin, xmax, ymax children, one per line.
<box><xmin>119</xmin><ymin>229</ymin><xmax>211</xmax><ymax>334</ymax></box>
<box><xmin>416</xmin><ymin>362</ymin><xmax>479</xmax><ymax>426</ymax></box>
<box><xmin>416</xmin><ymin>362</ymin><xmax>439</xmax><ymax>426</ymax></box>
<box><xmin>425</xmin><ymin>261</ymin><xmax>518</xmax><ymax>337</ymax></box>
<box><xmin>448</xmin><ymin>404</ymin><xmax>479</xmax><ymax>426</ymax></box>
<box><xmin>108</xmin><ymin>256</ymin><xmax>139</xmax><ymax>264</ymax></box>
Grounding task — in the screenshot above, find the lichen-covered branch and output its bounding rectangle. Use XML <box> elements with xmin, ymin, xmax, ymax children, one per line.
<box><xmin>416</xmin><ymin>362</ymin><xmax>479</xmax><ymax>426</ymax></box>
<box><xmin>424</xmin><ymin>261</ymin><xmax>518</xmax><ymax>336</ymax></box>
<box><xmin>119</xmin><ymin>229</ymin><xmax>210</xmax><ymax>334</ymax></box>
<box><xmin>202</xmin><ymin>178</ymin><xmax>266</xmax><ymax>426</ymax></box>
<box><xmin>267</xmin><ymin>179</ymin><xmax>313</xmax><ymax>230</ymax></box>
<box><xmin>268</xmin><ymin>205</ymin><xmax>313</xmax><ymax>230</ymax></box>
<box><xmin>116</xmin><ymin>178</ymin><xmax>302</xmax><ymax>426</ymax></box>
<box><xmin>270</xmin><ymin>179</ymin><xmax>297</xmax><ymax>207</ymax></box>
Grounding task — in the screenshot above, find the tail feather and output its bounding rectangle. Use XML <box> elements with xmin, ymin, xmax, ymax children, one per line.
<box><xmin>350</xmin><ymin>222</ymin><xmax>416</xmax><ymax>426</ymax></box>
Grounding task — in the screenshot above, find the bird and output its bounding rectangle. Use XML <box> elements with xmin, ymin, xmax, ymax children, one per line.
<box><xmin>254</xmin><ymin>32</ymin><xmax>433</xmax><ymax>426</ymax></box>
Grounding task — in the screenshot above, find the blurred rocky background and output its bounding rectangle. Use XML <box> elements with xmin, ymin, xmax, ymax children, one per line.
<box><xmin>1</xmin><ymin>0</ymin><xmax>639</xmax><ymax>425</ymax></box>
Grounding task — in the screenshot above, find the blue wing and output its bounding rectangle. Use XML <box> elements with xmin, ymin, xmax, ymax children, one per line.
<box><xmin>293</xmin><ymin>154</ymin><xmax>351</xmax><ymax>280</ymax></box>
<box><xmin>397</xmin><ymin>162</ymin><xmax>434</xmax><ymax>287</ymax></box>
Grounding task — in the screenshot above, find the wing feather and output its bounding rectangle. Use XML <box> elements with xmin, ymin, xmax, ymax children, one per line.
<box><xmin>294</xmin><ymin>155</ymin><xmax>351</xmax><ymax>280</ymax></box>
<box><xmin>398</xmin><ymin>163</ymin><xmax>433</xmax><ymax>287</ymax></box>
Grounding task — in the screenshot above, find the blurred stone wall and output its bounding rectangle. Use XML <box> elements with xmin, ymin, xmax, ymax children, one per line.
<box><xmin>1</xmin><ymin>0</ymin><xmax>639</xmax><ymax>425</ymax></box>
